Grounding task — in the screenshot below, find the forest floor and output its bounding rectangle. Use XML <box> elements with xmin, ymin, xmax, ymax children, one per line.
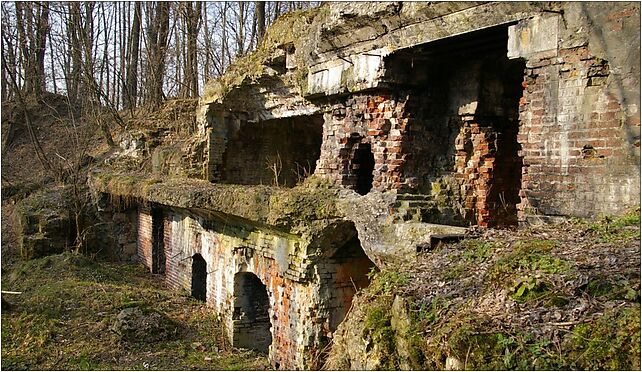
<box><xmin>1</xmin><ymin>208</ymin><xmax>271</xmax><ymax>370</ymax></box>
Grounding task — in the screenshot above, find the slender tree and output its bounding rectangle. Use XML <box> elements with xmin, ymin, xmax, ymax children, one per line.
<box><xmin>124</xmin><ymin>1</ymin><xmax>141</xmax><ymax>109</ymax></box>
<box><xmin>256</xmin><ymin>1</ymin><xmax>266</xmax><ymax>41</ymax></box>
<box><xmin>184</xmin><ymin>1</ymin><xmax>201</xmax><ymax>98</ymax></box>
<box><xmin>144</xmin><ymin>2</ymin><xmax>170</xmax><ymax>106</ymax></box>
<box><xmin>14</xmin><ymin>2</ymin><xmax>50</xmax><ymax>97</ymax></box>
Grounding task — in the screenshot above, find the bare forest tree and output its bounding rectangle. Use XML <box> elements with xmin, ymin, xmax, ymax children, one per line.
<box><xmin>1</xmin><ymin>1</ymin><xmax>320</xmax><ymax>111</ymax></box>
<box><xmin>1</xmin><ymin>1</ymin><xmax>319</xmax><ymax>255</ymax></box>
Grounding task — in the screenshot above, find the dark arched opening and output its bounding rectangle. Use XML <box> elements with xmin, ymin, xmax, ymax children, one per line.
<box><xmin>191</xmin><ymin>254</ymin><xmax>207</xmax><ymax>302</ymax></box>
<box><xmin>353</xmin><ymin>143</ymin><xmax>375</xmax><ymax>195</ymax></box>
<box><xmin>232</xmin><ymin>272</ymin><xmax>272</xmax><ymax>353</ymax></box>
<box><xmin>318</xmin><ymin>224</ymin><xmax>377</xmax><ymax>333</ymax></box>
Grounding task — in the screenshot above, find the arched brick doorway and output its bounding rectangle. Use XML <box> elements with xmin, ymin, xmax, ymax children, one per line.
<box><xmin>232</xmin><ymin>272</ymin><xmax>272</xmax><ymax>353</ymax></box>
<box><xmin>191</xmin><ymin>254</ymin><xmax>207</xmax><ymax>302</ymax></box>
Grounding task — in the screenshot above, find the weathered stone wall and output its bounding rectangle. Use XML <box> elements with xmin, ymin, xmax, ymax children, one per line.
<box><xmin>104</xmin><ymin>208</ymin><xmax>138</xmax><ymax>262</ymax></box>
<box><xmin>316</xmin><ymin>235</ymin><xmax>374</xmax><ymax>332</ymax></box>
<box><xmin>92</xmin><ymin>3</ymin><xmax>642</xmax><ymax>369</ymax></box>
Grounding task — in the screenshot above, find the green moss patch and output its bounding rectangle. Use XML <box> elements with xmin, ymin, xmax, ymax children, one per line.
<box><xmin>566</xmin><ymin>304</ymin><xmax>641</xmax><ymax>370</ymax></box>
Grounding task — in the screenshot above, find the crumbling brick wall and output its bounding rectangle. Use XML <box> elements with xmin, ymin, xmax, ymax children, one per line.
<box><xmin>316</xmin><ymin>235</ymin><xmax>374</xmax><ymax>332</ymax></box>
<box><xmin>514</xmin><ymin>7</ymin><xmax>640</xmax><ymax>220</ymax></box>
<box><xmin>316</xmin><ymin>93</ymin><xmax>412</xmax><ymax>192</ymax></box>
<box><xmin>316</xmin><ymin>34</ymin><xmax>525</xmax><ymax>227</ymax></box>
<box><xmin>137</xmin><ymin>205</ymin><xmax>366</xmax><ymax>370</ymax></box>
<box><xmin>518</xmin><ymin>47</ymin><xmax>638</xmax><ymax>218</ymax></box>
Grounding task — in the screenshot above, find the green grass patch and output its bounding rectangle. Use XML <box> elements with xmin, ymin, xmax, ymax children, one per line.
<box><xmin>1</xmin><ymin>253</ymin><xmax>271</xmax><ymax>370</ymax></box>
<box><xmin>366</xmin><ymin>267</ymin><xmax>409</xmax><ymax>296</ymax></box>
<box><xmin>587</xmin><ymin>209</ymin><xmax>641</xmax><ymax>243</ymax></box>
<box><xmin>460</xmin><ymin>240</ymin><xmax>498</xmax><ymax>263</ymax></box>
<box><xmin>487</xmin><ymin>239</ymin><xmax>572</xmax><ymax>286</ymax></box>
<box><xmin>566</xmin><ymin>304</ymin><xmax>641</xmax><ymax>370</ymax></box>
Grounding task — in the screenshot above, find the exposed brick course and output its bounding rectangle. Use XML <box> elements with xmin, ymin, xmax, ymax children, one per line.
<box><xmin>137</xmin><ymin>205</ymin><xmax>153</xmax><ymax>270</ymax></box>
<box><xmin>517</xmin><ymin>46</ymin><xmax>640</xmax><ymax>219</ymax></box>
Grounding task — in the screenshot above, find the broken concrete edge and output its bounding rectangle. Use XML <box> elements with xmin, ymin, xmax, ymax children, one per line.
<box><xmin>337</xmin><ymin>192</ymin><xmax>470</xmax><ymax>265</ymax></box>
<box><xmin>200</xmin><ymin>6</ymin><xmax>329</xmax><ymax>107</ymax></box>
<box><xmin>88</xmin><ymin>170</ymin><xmax>341</xmax><ymax>226</ymax></box>
<box><xmin>88</xmin><ymin>171</ymin><xmax>478</xmax><ymax>266</ymax></box>
<box><xmin>199</xmin><ymin>2</ymin><xmax>557</xmax><ymax>106</ymax></box>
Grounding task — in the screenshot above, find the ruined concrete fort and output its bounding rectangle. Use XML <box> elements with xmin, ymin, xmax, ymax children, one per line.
<box><xmin>90</xmin><ymin>2</ymin><xmax>640</xmax><ymax>369</ymax></box>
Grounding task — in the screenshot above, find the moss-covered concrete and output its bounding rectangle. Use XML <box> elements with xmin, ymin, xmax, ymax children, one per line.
<box><xmin>325</xmin><ymin>211</ymin><xmax>641</xmax><ymax>370</ymax></box>
<box><xmin>13</xmin><ymin>186</ymin><xmax>74</xmax><ymax>259</ymax></box>
<box><xmin>89</xmin><ymin>172</ymin><xmax>344</xmax><ymax>243</ymax></box>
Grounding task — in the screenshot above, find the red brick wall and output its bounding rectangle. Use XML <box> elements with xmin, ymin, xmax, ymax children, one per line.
<box><xmin>137</xmin><ymin>205</ymin><xmax>153</xmax><ymax>270</ymax></box>
<box><xmin>163</xmin><ymin>211</ymin><xmax>194</xmax><ymax>292</ymax></box>
<box><xmin>517</xmin><ymin>45</ymin><xmax>640</xmax><ymax>219</ymax></box>
<box><xmin>316</xmin><ymin>93</ymin><xmax>411</xmax><ymax>192</ymax></box>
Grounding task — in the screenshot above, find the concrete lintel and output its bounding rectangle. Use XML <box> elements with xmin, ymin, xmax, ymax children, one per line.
<box><xmin>508</xmin><ymin>15</ymin><xmax>560</xmax><ymax>60</ymax></box>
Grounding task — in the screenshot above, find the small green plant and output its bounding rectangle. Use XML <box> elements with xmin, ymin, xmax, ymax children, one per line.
<box><xmin>585</xmin><ymin>275</ymin><xmax>640</xmax><ymax>301</ymax></box>
<box><xmin>460</xmin><ymin>240</ymin><xmax>497</xmax><ymax>263</ymax></box>
<box><xmin>511</xmin><ymin>276</ymin><xmax>550</xmax><ymax>302</ymax></box>
<box><xmin>367</xmin><ymin>268</ymin><xmax>409</xmax><ymax>296</ymax></box>
<box><xmin>487</xmin><ymin>239</ymin><xmax>571</xmax><ymax>285</ymax></box>
<box><xmin>415</xmin><ymin>296</ymin><xmax>449</xmax><ymax>324</ymax></box>
<box><xmin>442</xmin><ymin>263</ymin><xmax>466</xmax><ymax>281</ymax></box>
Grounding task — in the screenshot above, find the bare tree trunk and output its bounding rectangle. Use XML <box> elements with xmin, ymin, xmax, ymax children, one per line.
<box><xmin>124</xmin><ymin>1</ymin><xmax>141</xmax><ymax>109</ymax></box>
<box><xmin>47</xmin><ymin>17</ymin><xmax>57</xmax><ymax>95</ymax></box>
<box><xmin>236</xmin><ymin>2</ymin><xmax>245</xmax><ymax>56</ymax></box>
<box><xmin>67</xmin><ymin>3</ymin><xmax>82</xmax><ymax>103</ymax></box>
<box><xmin>174</xmin><ymin>8</ymin><xmax>182</xmax><ymax>97</ymax></box>
<box><xmin>256</xmin><ymin>1</ymin><xmax>265</xmax><ymax>41</ymax></box>
<box><xmin>184</xmin><ymin>1</ymin><xmax>201</xmax><ymax>97</ymax></box>
<box><xmin>146</xmin><ymin>1</ymin><xmax>170</xmax><ymax>106</ymax></box>
<box><xmin>202</xmin><ymin>2</ymin><xmax>212</xmax><ymax>82</ymax></box>
<box><xmin>17</xmin><ymin>2</ymin><xmax>49</xmax><ymax>96</ymax></box>
<box><xmin>221</xmin><ymin>2</ymin><xmax>231</xmax><ymax>70</ymax></box>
